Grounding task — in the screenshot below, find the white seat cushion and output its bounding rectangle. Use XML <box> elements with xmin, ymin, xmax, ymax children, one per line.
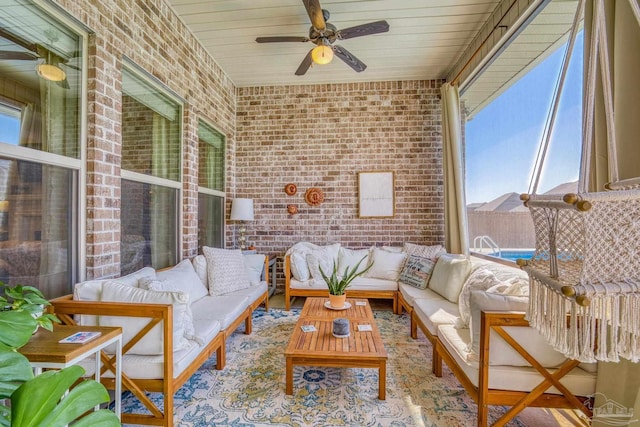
<box><xmin>413</xmin><ymin>297</ymin><xmax>460</xmax><ymax>337</ymax></box>
<box><xmin>437</xmin><ymin>324</ymin><xmax>596</xmax><ymax>396</ymax></box>
<box><xmin>398</xmin><ymin>283</ymin><xmax>444</xmax><ymax>308</ymax></box>
<box><xmin>226</xmin><ymin>281</ymin><xmax>267</xmax><ymax>306</ymax></box>
<box><xmin>191</xmin><ymin>295</ymin><xmax>250</xmax><ymax>330</ymax></box>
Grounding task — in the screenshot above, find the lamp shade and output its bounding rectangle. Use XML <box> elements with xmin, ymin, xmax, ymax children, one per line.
<box><xmin>36</xmin><ymin>63</ymin><xmax>66</xmax><ymax>82</ymax></box>
<box><xmin>230</xmin><ymin>198</ymin><xmax>254</xmax><ymax>221</ymax></box>
<box><xmin>311</xmin><ymin>45</ymin><xmax>333</xmax><ymax>65</ymax></box>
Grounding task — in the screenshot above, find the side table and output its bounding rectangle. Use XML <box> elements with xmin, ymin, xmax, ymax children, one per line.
<box><xmin>19</xmin><ymin>325</ymin><xmax>123</xmax><ymax>419</ymax></box>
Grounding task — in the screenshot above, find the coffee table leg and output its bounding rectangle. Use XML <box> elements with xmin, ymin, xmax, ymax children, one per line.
<box><xmin>285</xmin><ymin>357</ymin><xmax>293</xmax><ymax>395</ymax></box>
<box><xmin>379</xmin><ymin>361</ymin><xmax>386</xmax><ymax>400</ymax></box>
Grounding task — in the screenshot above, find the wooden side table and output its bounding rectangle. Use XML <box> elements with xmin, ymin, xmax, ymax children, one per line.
<box><xmin>20</xmin><ymin>325</ymin><xmax>123</xmax><ymax>419</ymax></box>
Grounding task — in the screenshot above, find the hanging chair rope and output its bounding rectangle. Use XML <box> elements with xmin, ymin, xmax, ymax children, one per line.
<box><xmin>521</xmin><ymin>0</ymin><xmax>640</xmax><ymax>363</ymax></box>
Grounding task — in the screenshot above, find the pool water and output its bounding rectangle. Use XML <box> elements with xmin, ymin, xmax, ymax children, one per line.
<box><xmin>489</xmin><ymin>250</ymin><xmax>535</xmax><ymax>262</ymax></box>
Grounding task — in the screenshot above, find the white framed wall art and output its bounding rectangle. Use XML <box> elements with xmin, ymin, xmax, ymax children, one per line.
<box><xmin>358</xmin><ymin>171</ymin><xmax>395</xmax><ymax>218</ymax></box>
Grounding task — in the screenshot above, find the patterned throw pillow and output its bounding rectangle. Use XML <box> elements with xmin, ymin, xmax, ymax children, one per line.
<box><xmin>202</xmin><ymin>247</ymin><xmax>251</xmax><ymax>296</ymax></box>
<box><xmin>403</xmin><ymin>242</ymin><xmax>446</xmax><ymax>260</ymax></box>
<box><xmin>398</xmin><ymin>255</ymin><xmax>436</xmax><ymax>289</ymax></box>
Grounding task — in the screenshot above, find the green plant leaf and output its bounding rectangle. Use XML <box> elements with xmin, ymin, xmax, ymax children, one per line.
<box><xmin>0</xmin><ymin>402</ymin><xmax>11</xmax><ymax>427</ymax></box>
<box><xmin>71</xmin><ymin>409</ymin><xmax>120</xmax><ymax>427</ymax></box>
<box><xmin>11</xmin><ymin>365</ymin><xmax>85</xmax><ymax>427</ymax></box>
<box><xmin>37</xmin><ymin>380</ymin><xmax>114</xmax><ymax>427</ymax></box>
<box><xmin>0</xmin><ymin>351</ymin><xmax>33</xmax><ymax>399</ymax></box>
<box><xmin>0</xmin><ymin>310</ymin><xmax>37</xmax><ymax>349</ymax></box>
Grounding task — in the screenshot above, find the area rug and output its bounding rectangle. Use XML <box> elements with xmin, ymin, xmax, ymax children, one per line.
<box><xmin>121</xmin><ymin>308</ymin><xmax>580</xmax><ymax>427</ymax></box>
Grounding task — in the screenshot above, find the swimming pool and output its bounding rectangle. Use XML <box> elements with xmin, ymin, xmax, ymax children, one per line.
<box><xmin>489</xmin><ymin>250</ymin><xmax>535</xmax><ymax>262</ymax></box>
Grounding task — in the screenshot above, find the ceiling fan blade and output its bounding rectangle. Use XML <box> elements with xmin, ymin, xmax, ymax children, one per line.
<box><xmin>333</xmin><ymin>45</ymin><xmax>367</xmax><ymax>72</ymax></box>
<box><xmin>256</xmin><ymin>36</ymin><xmax>309</xmax><ymax>43</ymax></box>
<box><xmin>295</xmin><ymin>49</ymin><xmax>314</xmax><ymax>76</ymax></box>
<box><xmin>302</xmin><ymin>0</ymin><xmax>325</xmax><ymax>31</ymax></box>
<box><xmin>0</xmin><ymin>50</ymin><xmax>39</xmax><ymax>60</ymax></box>
<box><xmin>338</xmin><ymin>20</ymin><xmax>390</xmax><ymax>40</ymax></box>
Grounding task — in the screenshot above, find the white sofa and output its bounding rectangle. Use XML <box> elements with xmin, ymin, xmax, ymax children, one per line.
<box><xmin>51</xmin><ymin>250</ymin><xmax>269</xmax><ymax>427</ymax></box>
<box><xmin>398</xmin><ymin>254</ymin><xmax>597</xmax><ymax>426</ymax></box>
<box><xmin>284</xmin><ymin>241</ymin><xmax>446</xmax><ymax>311</ymax></box>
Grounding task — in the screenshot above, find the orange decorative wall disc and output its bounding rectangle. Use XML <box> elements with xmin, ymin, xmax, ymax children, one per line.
<box><xmin>287</xmin><ymin>204</ymin><xmax>298</xmax><ymax>215</ymax></box>
<box><xmin>305</xmin><ymin>187</ymin><xmax>324</xmax><ymax>206</ymax></box>
<box><xmin>284</xmin><ymin>183</ymin><xmax>297</xmax><ymax>196</ymax></box>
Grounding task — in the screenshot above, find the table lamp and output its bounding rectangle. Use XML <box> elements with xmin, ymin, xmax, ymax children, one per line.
<box><xmin>230</xmin><ymin>198</ymin><xmax>254</xmax><ymax>250</ymax></box>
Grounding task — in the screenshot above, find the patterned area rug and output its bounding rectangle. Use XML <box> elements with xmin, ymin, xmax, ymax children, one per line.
<box><xmin>121</xmin><ymin>308</ymin><xmax>581</xmax><ymax>426</ymax></box>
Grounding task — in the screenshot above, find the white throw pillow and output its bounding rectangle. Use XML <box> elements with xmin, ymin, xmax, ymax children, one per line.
<box><xmin>191</xmin><ymin>255</ymin><xmax>208</xmax><ymax>288</ymax></box>
<box><xmin>403</xmin><ymin>242</ymin><xmax>446</xmax><ymax>260</ymax></box>
<box><xmin>381</xmin><ymin>246</ymin><xmax>403</xmax><ymax>253</ymax></box>
<box><xmin>243</xmin><ymin>254</ymin><xmax>265</xmax><ymax>285</ymax></box>
<box><xmin>428</xmin><ymin>254</ymin><xmax>471</xmax><ymax>303</ymax></box>
<box><xmin>366</xmin><ymin>247</ymin><xmax>407</xmax><ymax>281</ymax></box>
<box><xmin>306</xmin><ymin>247</ymin><xmax>338</xmax><ymax>280</ymax></box>
<box><xmin>138</xmin><ymin>278</ymin><xmax>201</xmax><ymax>345</ymax></box>
<box><xmin>456</xmin><ymin>268</ymin><xmax>503</xmax><ymax>328</ymax></box>
<box><xmin>156</xmin><ymin>259</ymin><xmax>208</xmax><ymax>303</ymax></box>
<box><xmin>203</xmin><ymin>247</ymin><xmax>251</xmax><ymax>296</ymax></box>
<box><xmin>289</xmin><ymin>252</ymin><xmax>311</xmax><ymax>281</ymax></box>
<box><xmin>100</xmin><ymin>281</ymin><xmax>191</xmax><ymax>355</ymax></box>
<box><xmin>337</xmin><ymin>247</ymin><xmax>372</xmax><ymax>276</ymax></box>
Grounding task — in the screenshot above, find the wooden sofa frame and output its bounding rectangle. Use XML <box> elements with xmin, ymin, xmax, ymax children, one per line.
<box><xmin>429</xmin><ymin>311</ymin><xmax>593</xmax><ymax>427</ymax></box>
<box><xmin>49</xmin><ymin>257</ymin><xmax>270</xmax><ymax>427</ymax></box>
<box><xmin>284</xmin><ymin>255</ymin><xmax>399</xmax><ymax>312</ymax></box>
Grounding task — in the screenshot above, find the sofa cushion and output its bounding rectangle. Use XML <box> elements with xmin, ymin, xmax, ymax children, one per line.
<box><xmin>227</xmin><ymin>281</ymin><xmax>268</xmax><ymax>306</ymax></box>
<box><xmin>156</xmin><ymin>259</ymin><xmax>208</xmax><ymax>303</ymax></box>
<box><xmin>203</xmin><ymin>247</ymin><xmax>251</xmax><ymax>296</ymax></box>
<box><xmin>337</xmin><ymin>247</ymin><xmax>372</xmax><ymax>276</ymax></box>
<box><xmin>191</xmin><ymin>255</ymin><xmax>208</xmax><ymax>288</ymax></box>
<box><xmin>243</xmin><ymin>254</ymin><xmax>265</xmax><ymax>285</ymax></box>
<box><xmin>398</xmin><ymin>255</ymin><xmax>436</xmax><ymax>289</ymax></box>
<box><xmin>191</xmin><ymin>294</ymin><xmax>250</xmax><ymax>330</ymax></box>
<box><xmin>398</xmin><ymin>283</ymin><xmax>444</xmax><ymax>308</ymax></box>
<box><xmin>403</xmin><ymin>242</ymin><xmax>446</xmax><ymax>260</ymax></box>
<box><xmin>100</xmin><ymin>281</ymin><xmax>191</xmax><ymax>355</ymax></box>
<box><xmin>289</xmin><ymin>276</ymin><xmax>397</xmax><ymax>292</ymax></box>
<box><xmin>413</xmin><ymin>297</ymin><xmax>460</xmax><ymax>337</ymax></box>
<box><xmin>73</xmin><ymin>266</ymin><xmax>156</xmax><ymax>327</ymax></box>
<box><xmin>457</xmin><ymin>268</ymin><xmax>504</xmax><ymax>328</ymax></box>
<box><xmin>366</xmin><ymin>247</ymin><xmax>406</xmax><ymax>281</ymax></box>
<box><xmin>290</xmin><ymin>252</ymin><xmax>311</xmax><ymax>281</ymax></box>
<box><xmin>306</xmin><ymin>243</ymin><xmax>341</xmax><ymax>280</ymax></box>
<box><xmin>428</xmin><ymin>254</ymin><xmax>471</xmax><ymax>303</ymax></box>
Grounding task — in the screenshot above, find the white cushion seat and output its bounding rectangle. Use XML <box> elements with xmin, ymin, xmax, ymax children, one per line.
<box><xmin>398</xmin><ymin>283</ymin><xmax>443</xmax><ymax>308</ymax></box>
<box><xmin>412</xmin><ymin>297</ymin><xmax>460</xmax><ymax>337</ymax></box>
<box><xmin>226</xmin><ymin>281</ymin><xmax>268</xmax><ymax>304</ymax></box>
<box><xmin>437</xmin><ymin>324</ymin><xmax>596</xmax><ymax>396</ymax></box>
<box><xmin>191</xmin><ymin>295</ymin><xmax>250</xmax><ymax>330</ymax></box>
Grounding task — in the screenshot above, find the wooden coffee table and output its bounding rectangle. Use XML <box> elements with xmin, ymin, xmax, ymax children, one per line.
<box><xmin>284</xmin><ymin>297</ymin><xmax>388</xmax><ymax>399</ymax></box>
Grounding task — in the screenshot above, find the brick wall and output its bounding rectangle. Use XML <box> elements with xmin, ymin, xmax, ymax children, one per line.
<box><xmin>55</xmin><ymin>0</ymin><xmax>237</xmax><ymax>279</ymax></box>
<box><xmin>236</xmin><ymin>80</ymin><xmax>445</xmax><ymax>260</ymax></box>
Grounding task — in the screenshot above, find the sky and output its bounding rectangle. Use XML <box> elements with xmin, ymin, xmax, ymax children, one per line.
<box><xmin>464</xmin><ymin>32</ymin><xmax>584</xmax><ymax>204</ymax></box>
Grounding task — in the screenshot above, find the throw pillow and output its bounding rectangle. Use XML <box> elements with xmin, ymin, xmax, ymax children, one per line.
<box><xmin>191</xmin><ymin>255</ymin><xmax>208</xmax><ymax>288</ymax></box>
<box><xmin>366</xmin><ymin>247</ymin><xmax>407</xmax><ymax>281</ymax></box>
<box><xmin>202</xmin><ymin>247</ymin><xmax>251</xmax><ymax>296</ymax></box>
<box><xmin>156</xmin><ymin>259</ymin><xmax>208</xmax><ymax>303</ymax></box>
<box><xmin>403</xmin><ymin>242</ymin><xmax>446</xmax><ymax>260</ymax></box>
<box><xmin>306</xmin><ymin>247</ymin><xmax>337</xmax><ymax>280</ymax></box>
<box><xmin>456</xmin><ymin>268</ymin><xmax>503</xmax><ymax>328</ymax></box>
<box><xmin>138</xmin><ymin>278</ymin><xmax>201</xmax><ymax>345</ymax></box>
<box><xmin>100</xmin><ymin>281</ymin><xmax>191</xmax><ymax>355</ymax></box>
<box><xmin>398</xmin><ymin>255</ymin><xmax>436</xmax><ymax>289</ymax></box>
<box><xmin>428</xmin><ymin>254</ymin><xmax>472</xmax><ymax>303</ymax></box>
<box><xmin>243</xmin><ymin>254</ymin><xmax>265</xmax><ymax>285</ymax></box>
<box><xmin>290</xmin><ymin>251</ymin><xmax>311</xmax><ymax>281</ymax></box>
<box><xmin>337</xmin><ymin>247</ymin><xmax>372</xmax><ymax>276</ymax></box>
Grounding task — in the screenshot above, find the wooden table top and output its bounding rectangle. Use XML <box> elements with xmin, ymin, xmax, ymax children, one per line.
<box><xmin>20</xmin><ymin>325</ymin><xmax>122</xmax><ymax>364</ymax></box>
<box><xmin>285</xmin><ymin>297</ymin><xmax>387</xmax><ymax>360</ymax></box>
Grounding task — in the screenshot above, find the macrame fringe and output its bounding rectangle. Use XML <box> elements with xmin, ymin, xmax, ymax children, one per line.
<box><xmin>527</xmin><ymin>276</ymin><xmax>640</xmax><ymax>363</ymax></box>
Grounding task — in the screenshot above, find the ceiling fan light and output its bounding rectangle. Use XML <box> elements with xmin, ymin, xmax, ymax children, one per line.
<box><xmin>36</xmin><ymin>63</ymin><xmax>66</xmax><ymax>82</ymax></box>
<box><xmin>311</xmin><ymin>45</ymin><xmax>333</xmax><ymax>65</ymax></box>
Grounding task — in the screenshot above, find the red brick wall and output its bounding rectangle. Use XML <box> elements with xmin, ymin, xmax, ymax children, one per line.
<box><xmin>236</xmin><ymin>80</ymin><xmax>445</xmax><ymax>258</ymax></box>
<box><xmin>55</xmin><ymin>0</ymin><xmax>236</xmax><ymax>279</ymax></box>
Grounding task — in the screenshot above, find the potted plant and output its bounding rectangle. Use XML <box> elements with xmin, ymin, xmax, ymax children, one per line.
<box><xmin>319</xmin><ymin>256</ymin><xmax>373</xmax><ymax>308</ymax></box>
<box><xmin>0</xmin><ymin>283</ymin><xmax>120</xmax><ymax>427</ymax></box>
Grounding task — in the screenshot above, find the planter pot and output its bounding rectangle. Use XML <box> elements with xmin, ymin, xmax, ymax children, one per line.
<box><xmin>328</xmin><ymin>293</ymin><xmax>347</xmax><ymax>309</ymax></box>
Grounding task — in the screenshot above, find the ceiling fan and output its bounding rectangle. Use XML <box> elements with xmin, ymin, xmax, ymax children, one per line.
<box><xmin>256</xmin><ymin>0</ymin><xmax>389</xmax><ymax>76</ymax></box>
<box><xmin>0</xmin><ymin>27</ymin><xmax>76</xmax><ymax>89</ymax></box>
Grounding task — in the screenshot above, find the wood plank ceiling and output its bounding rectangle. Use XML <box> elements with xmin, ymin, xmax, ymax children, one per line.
<box><xmin>166</xmin><ymin>0</ymin><xmax>502</xmax><ymax>87</ymax></box>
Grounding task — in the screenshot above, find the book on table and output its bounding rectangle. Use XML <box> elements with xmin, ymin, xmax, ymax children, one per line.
<box><xmin>58</xmin><ymin>331</ymin><xmax>102</xmax><ymax>344</ymax></box>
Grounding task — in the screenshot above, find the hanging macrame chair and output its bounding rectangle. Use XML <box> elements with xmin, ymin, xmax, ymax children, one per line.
<box><xmin>519</xmin><ymin>0</ymin><xmax>640</xmax><ymax>363</ymax></box>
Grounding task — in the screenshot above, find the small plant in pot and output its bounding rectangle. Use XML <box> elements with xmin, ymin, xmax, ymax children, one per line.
<box><xmin>0</xmin><ymin>283</ymin><xmax>120</xmax><ymax>427</ymax></box>
<box><xmin>319</xmin><ymin>256</ymin><xmax>373</xmax><ymax>308</ymax></box>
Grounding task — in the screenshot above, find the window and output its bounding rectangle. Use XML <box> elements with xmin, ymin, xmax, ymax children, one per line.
<box><xmin>120</xmin><ymin>65</ymin><xmax>182</xmax><ymax>274</ymax></box>
<box><xmin>461</xmin><ymin>0</ymin><xmax>583</xmax><ymax>259</ymax></box>
<box><xmin>0</xmin><ymin>1</ymin><xmax>85</xmax><ymax>298</ymax></box>
<box><xmin>197</xmin><ymin>120</ymin><xmax>225</xmax><ymax>250</ymax></box>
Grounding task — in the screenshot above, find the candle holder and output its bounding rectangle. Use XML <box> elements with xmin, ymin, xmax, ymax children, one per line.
<box><xmin>332</xmin><ymin>318</ymin><xmax>350</xmax><ymax>338</ymax></box>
